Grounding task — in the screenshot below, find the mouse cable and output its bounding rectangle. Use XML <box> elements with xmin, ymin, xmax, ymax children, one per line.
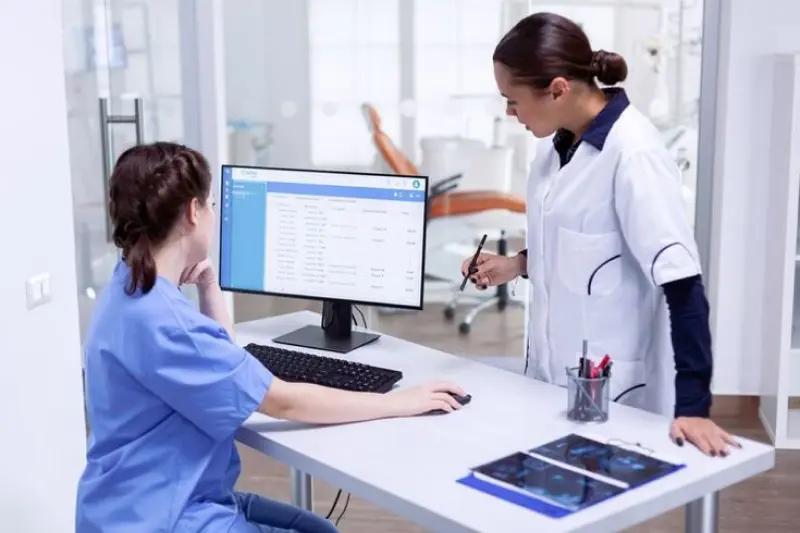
<box><xmin>334</xmin><ymin>492</ymin><xmax>351</xmax><ymax>526</ymax></box>
<box><xmin>326</xmin><ymin>310</ymin><xmax>358</xmax><ymax>523</ymax></box>
<box><xmin>324</xmin><ymin>489</ymin><xmax>342</xmax><ymax>519</ymax></box>
<box><xmin>353</xmin><ymin>305</ymin><xmax>367</xmax><ymax>329</ymax></box>
<box><xmin>613</xmin><ymin>383</ymin><xmax>646</xmax><ymax>403</ymax></box>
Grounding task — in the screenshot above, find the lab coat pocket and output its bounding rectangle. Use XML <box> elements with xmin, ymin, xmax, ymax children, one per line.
<box><xmin>556</xmin><ymin>227</ymin><xmax>623</xmax><ymax>296</ymax></box>
<box><xmin>609</xmin><ymin>359</ymin><xmax>647</xmax><ymax>409</ymax></box>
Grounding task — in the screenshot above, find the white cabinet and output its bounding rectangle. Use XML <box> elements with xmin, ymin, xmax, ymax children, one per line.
<box><xmin>759</xmin><ymin>54</ymin><xmax>800</xmax><ymax>449</ymax></box>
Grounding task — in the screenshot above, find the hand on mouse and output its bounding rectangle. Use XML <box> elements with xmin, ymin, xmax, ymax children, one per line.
<box><xmin>388</xmin><ymin>381</ymin><xmax>466</xmax><ymax>417</ymax></box>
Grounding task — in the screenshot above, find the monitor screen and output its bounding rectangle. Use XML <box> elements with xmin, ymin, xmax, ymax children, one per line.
<box><xmin>219</xmin><ymin>165</ymin><xmax>428</xmax><ymax>309</ymax></box>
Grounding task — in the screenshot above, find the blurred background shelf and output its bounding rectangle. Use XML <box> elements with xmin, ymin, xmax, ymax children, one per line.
<box><xmin>759</xmin><ymin>53</ymin><xmax>800</xmax><ymax>449</ymax></box>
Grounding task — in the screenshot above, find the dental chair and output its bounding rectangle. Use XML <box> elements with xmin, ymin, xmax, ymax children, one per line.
<box><xmin>361</xmin><ymin>103</ymin><xmax>527</xmax><ymax>334</ymax></box>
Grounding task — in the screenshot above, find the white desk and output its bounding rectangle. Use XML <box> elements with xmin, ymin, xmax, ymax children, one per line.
<box><xmin>235</xmin><ymin>311</ymin><xmax>774</xmax><ymax>533</ymax></box>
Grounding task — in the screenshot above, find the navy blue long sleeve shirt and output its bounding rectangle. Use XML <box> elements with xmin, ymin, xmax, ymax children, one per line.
<box><xmin>662</xmin><ymin>274</ymin><xmax>713</xmax><ymax>418</ymax></box>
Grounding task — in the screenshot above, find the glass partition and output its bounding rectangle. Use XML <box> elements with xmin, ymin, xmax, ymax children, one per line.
<box><xmin>221</xmin><ymin>0</ymin><xmax>707</xmax><ymax>358</ymax></box>
<box><xmin>63</xmin><ymin>0</ymin><xmax>186</xmax><ymax>346</ymax></box>
<box><xmin>413</xmin><ymin>0</ymin><xmax>505</xmax><ymax>148</ymax></box>
<box><xmin>309</xmin><ymin>0</ymin><xmax>401</xmax><ymax>167</ymax></box>
<box><xmin>221</xmin><ymin>1</ymin><xmax>712</xmax><ymax>526</ymax></box>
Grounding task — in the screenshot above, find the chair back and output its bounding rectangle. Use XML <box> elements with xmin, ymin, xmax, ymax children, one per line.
<box><xmin>362</xmin><ymin>103</ymin><xmax>419</xmax><ymax>176</ymax></box>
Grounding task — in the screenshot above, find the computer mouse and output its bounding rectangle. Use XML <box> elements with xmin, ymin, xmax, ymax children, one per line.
<box><xmin>425</xmin><ymin>392</ymin><xmax>472</xmax><ymax>415</ymax></box>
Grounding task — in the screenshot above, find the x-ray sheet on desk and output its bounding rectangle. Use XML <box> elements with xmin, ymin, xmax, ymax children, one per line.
<box><xmin>529</xmin><ymin>433</ymin><xmax>684</xmax><ymax>488</ymax></box>
<box><xmin>456</xmin><ymin>433</ymin><xmax>685</xmax><ymax>519</ymax></box>
<box><xmin>472</xmin><ymin>452</ymin><xmax>624</xmax><ymax>511</ymax></box>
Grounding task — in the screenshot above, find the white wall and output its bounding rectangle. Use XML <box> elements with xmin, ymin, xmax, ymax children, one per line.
<box><xmin>0</xmin><ymin>0</ymin><xmax>87</xmax><ymax>530</ymax></box>
<box><xmin>708</xmin><ymin>0</ymin><xmax>800</xmax><ymax>394</ymax></box>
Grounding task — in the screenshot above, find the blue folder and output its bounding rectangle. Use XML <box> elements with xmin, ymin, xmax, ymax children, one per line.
<box><xmin>457</xmin><ymin>472</ymin><xmax>574</xmax><ymax>518</ymax></box>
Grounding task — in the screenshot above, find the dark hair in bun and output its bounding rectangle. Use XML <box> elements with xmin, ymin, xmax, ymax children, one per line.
<box><xmin>493</xmin><ymin>12</ymin><xmax>628</xmax><ymax>89</ymax></box>
<box><xmin>591</xmin><ymin>49</ymin><xmax>628</xmax><ymax>86</ymax></box>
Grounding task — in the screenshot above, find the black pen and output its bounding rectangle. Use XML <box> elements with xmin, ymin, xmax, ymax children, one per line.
<box><xmin>463</xmin><ymin>234</ymin><xmax>488</xmax><ymax>288</ymax></box>
<box><xmin>450</xmin><ymin>234</ymin><xmax>488</xmax><ymax>307</ymax></box>
<box><xmin>578</xmin><ymin>339</ymin><xmax>588</xmax><ymax>378</ymax></box>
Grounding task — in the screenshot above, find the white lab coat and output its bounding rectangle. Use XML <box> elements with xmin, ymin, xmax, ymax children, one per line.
<box><xmin>524</xmin><ymin>105</ymin><xmax>701</xmax><ymax>418</ymax></box>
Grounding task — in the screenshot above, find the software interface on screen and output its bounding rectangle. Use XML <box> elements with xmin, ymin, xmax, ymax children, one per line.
<box><xmin>219</xmin><ymin>166</ymin><xmax>427</xmax><ymax>308</ymax></box>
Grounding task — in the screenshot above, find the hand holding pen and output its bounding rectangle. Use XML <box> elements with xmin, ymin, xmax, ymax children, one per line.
<box><xmin>460</xmin><ymin>244</ymin><xmax>523</xmax><ymax>290</ymax></box>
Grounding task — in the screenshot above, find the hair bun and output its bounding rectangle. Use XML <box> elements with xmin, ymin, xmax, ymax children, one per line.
<box><xmin>591</xmin><ymin>49</ymin><xmax>628</xmax><ymax>86</ymax></box>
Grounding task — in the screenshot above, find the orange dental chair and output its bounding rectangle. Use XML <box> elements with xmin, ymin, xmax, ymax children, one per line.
<box><xmin>361</xmin><ymin>103</ymin><xmax>526</xmax><ymax>334</ymax></box>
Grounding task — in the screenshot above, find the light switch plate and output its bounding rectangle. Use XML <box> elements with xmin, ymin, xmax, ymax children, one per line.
<box><xmin>26</xmin><ymin>273</ymin><xmax>52</xmax><ymax>309</ymax></box>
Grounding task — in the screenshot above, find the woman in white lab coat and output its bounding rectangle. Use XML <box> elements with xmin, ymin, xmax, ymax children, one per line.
<box><xmin>463</xmin><ymin>12</ymin><xmax>738</xmax><ymax>457</ymax></box>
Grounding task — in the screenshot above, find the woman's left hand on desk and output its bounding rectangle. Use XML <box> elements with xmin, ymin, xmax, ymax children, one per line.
<box><xmin>670</xmin><ymin>417</ymin><xmax>741</xmax><ymax>457</ymax></box>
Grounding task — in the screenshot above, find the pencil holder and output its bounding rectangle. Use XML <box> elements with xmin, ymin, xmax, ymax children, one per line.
<box><xmin>566</xmin><ymin>366</ymin><xmax>610</xmax><ymax>423</ymax></box>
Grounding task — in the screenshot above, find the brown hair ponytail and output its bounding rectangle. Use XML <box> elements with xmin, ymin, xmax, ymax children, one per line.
<box><xmin>124</xmin><ymin>235</ymin><xmax>157</xmax><ymax>295</ymax></box>
<box><xmin>108</xmin><ymin>142</ymin><xmax>212</xmax><ymax>295</ymax></box>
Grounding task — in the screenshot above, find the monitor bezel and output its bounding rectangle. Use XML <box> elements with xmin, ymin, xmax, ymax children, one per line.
<box><xmin>218</xmin><ymin>164</ymin><xmax>430</xmax><ymax>311</ymax></box>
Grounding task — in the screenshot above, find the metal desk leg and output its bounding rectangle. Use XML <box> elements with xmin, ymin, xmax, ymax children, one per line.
<box><xmin>290</xmin><ymin>468</ymin><xmax>313</xmax><ymax>511</ymax></box>
<box><xmin>685</xmin><ymin>492</ymin><xmax>719</xmax><ymax>533</ymax></box>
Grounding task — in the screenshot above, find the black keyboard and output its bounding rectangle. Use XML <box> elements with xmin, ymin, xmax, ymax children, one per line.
<box><xmin>244</xmin><ymin>343</ymin><xmax>403</xmax><ymax>393</ymax></box>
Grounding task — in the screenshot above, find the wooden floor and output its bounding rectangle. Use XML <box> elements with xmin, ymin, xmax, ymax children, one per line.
<box><xmin>235</xmin><ymin>302</ymin><xmax>799</xmax><ymax>532</ymax></box>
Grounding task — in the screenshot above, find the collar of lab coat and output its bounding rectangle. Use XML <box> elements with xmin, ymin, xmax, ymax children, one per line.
<box><xmin>553</xmin><ymin>87</ymin><xmax>630</xmax><ymax>165</ymax></box>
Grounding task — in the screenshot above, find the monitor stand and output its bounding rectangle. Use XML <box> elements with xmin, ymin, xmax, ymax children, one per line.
<box><xmin>272</xmin><ymin>300</ymin><xmax>380</xmax><ymax>354</ymax></box>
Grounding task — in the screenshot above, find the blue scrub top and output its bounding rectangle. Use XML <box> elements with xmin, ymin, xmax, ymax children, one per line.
<box><xmin>76</xmin><ymin>261</ymin><xmax>274</xmax><ymax>533</ymax></box>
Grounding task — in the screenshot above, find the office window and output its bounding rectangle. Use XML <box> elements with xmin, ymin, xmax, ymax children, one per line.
<box><xmin>413</xmin><ymin>0</ymin><xmax>504</xmax><ymax>148</ymax></box>
<box><xmin>309</xmin><ymin>0</ymin><xmax>401</xmax><ymax>167</ymax></box>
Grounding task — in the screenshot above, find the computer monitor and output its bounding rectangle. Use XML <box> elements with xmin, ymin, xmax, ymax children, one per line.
<box><xmin>219</xmin><ymin>165</ymin><xmax>429</xmax><ymax>353</ymax></box>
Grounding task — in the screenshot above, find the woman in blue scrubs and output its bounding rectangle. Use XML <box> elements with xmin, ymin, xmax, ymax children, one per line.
<box><xmin>76</xmin><ymin>142</ymin><xmax>466</xmax><ymax>533</ymax></box>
